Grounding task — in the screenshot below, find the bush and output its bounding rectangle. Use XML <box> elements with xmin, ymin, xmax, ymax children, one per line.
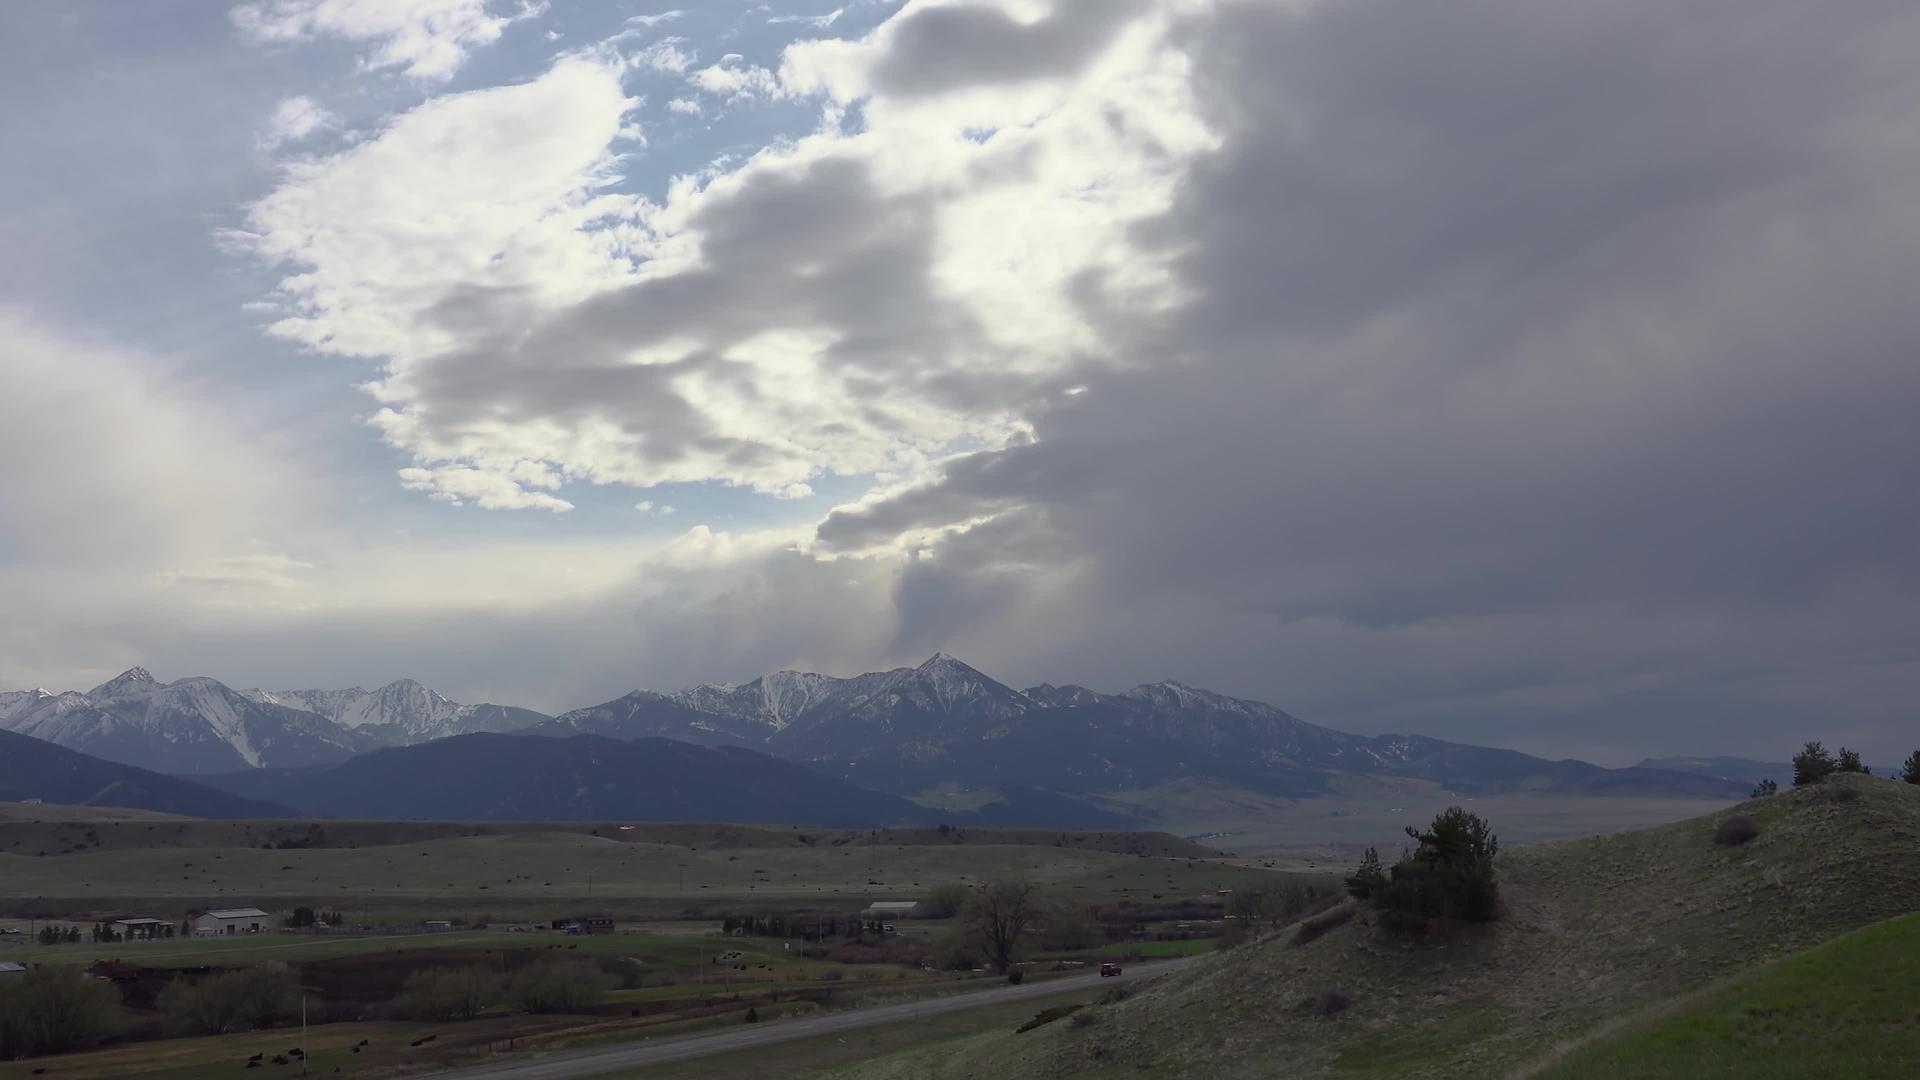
<box><xmin>1015</xmin><ymin>1004</ymin><xmax>1083</xmax><ymax>1033</ymax></box>
<box><xmin>158</xmin><ymin>964</ymin><xmax>299</xmax><ymax>1035</ymax></box>
<box><xmin>1375</xmin><ymin>807</ymin><xmax>1501</xmax><ymax>934</ymax></box>
<box><xmin>1713</xmin><ymin>815</ymin><xmax>1760</xmax><ymax>846</ymax></box>
<box><xmin>1291</xmin><ymin>902</ymin><xmax>1356</xmax><ymax>946</ymax></box>
<box><xmin>1793</xmin><ymin>741</ymin><xmax>1836</xmax><ymax>786</ymax></box>
<box><xmin>509</xmin><ymin>956</ymin><xmax>612</xmax><ymax>1014</ymax></box>
<box><xmin>394</xmin><ymin>966</ymin><xmax>500</xmax><ymax>1022</ymax></box>
<box><xmin>1068</xmin><ymin>1009</ymin><xmax>1099</xmax><ymax>1029</ymax></box>
<box><xmin>1836</xmin><ymin>747</ymin><xmax>1870</xmax><ymax>775</ymax></box>
<box><xmin>743</xmin><ymin>1006</ymin><xmax>759</xmax><ymax>1023</ymax></box>
<box><xmin>1750</xmin><ymin>779</ymin><xmax>1777</xmax><ymax>798</ymax></box>
<box><xmin>1042</xmin><ymin>904</ymin><xmax>1104</xmax><ymax>951</ymax></box>
<box><xmin>1296</xmin><ymin>990</ymin><xmax>1352</xmax><ymax>1017</ymax></box>
<box><xmin>0</xmin><ymin>966</ymin><xmax>124</xmax><ymax>1058</ymax></box>
<box><xmin>1344</xmin><ymin>847</ymin><xmax>1387</xmax><ymax>900</ymax></box>
<box><xmin>1006</xmin><ymin>969</ymin><xmax>1025</xmax><ymax>985</ymax></box>
<box><xmin>1903</xmin><ymin>751</ymin><xmax>1920</xmax><ymax>785</ymax></box>
<box><xmin>933</xmin><ymin>927</ymin><xmax>984</xmax><ymax>971</ymax></box>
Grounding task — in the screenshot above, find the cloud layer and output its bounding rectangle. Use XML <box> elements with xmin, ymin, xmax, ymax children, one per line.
<box><xmin>5</xmin><ymin>0</ymin><xmax>1918</xmax><ymax>765</ymax></box>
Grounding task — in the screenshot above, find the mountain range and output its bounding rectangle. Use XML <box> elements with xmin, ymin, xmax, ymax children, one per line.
<box><xmin>0</xmin><ymin>669</ymin><xmax>550</xmax><ymax>774</ymax></box>
<box><xmin>531</xmin><ymin>654</ymin><xmax>1749</xmax><ymax>800</ymax></box>
<box><xmin>2</xmin><ymin>656</ymin><xmax>1751</xmax><ymax>821</ymax></box>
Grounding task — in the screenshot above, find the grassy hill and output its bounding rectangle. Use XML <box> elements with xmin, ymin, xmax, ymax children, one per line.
<box><xmin>1535</xmin><ymin>911</ymin><xmax>1920</xmax><ymax>1079</ymax></box>
<box><xmin>833</xmin><ymin>774</ymin><xmax>1920</xmax><ymax>1079</ymax></box>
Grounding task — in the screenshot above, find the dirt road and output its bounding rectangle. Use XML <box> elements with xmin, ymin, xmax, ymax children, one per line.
<box><xmin>437</xmin><ymin>957</ymin><xmax>1196</xmax><ymax>1079</ymax></box>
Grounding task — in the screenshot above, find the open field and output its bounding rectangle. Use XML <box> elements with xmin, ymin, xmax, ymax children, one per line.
<box><xmin>1094</xmin><ymin>777</ymin><xmax>1737</xmax><ymax>857</ymax></box>
<box><xmin>820</xmin><ymin>774</ymin><xmax>1920</xmax><ymax>1080</ymax></box>
<box><xmin>0</xmin><ymin>827</ymin><xmax>1308</xmax><ymax>928</ymax></box>
<box><xmin>1535</xmin><ymin>911</ymin><xmax>1920</xmax><ymax>1080</ymax></box>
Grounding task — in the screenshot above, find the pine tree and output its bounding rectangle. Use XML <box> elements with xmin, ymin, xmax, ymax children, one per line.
<box><xmin>1344</xmin><ymin>847</ymin><xmax>1387</xmax><ymax>899</ymax></box>
<box><xmin>1750</xmin><ymin>778</ymin><xmax>1778</xmax><ymax>797</ymax></box>
<box><xmin>1900</xmin><ymin>751</ymin><xmax>1920</xmax><ymax>785</ymax></box>
<box><xmin>1836</xmin><ymin>747</ymin><xmax>1869</xmax><ymax>775</ymax></box>
<box><xmin>1792</xmin><ymin>741</ymin><xmax>1836</xmax><ymax>786</ymax></box>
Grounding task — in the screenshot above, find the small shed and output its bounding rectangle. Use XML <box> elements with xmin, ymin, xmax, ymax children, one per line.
<box><xmin>424</xmin><ymin>920</ymin><xmax>452</xmax><ymax>932</ymax></box>
<box><xmin>192</xmin><ymin>908</ymin><xmax>270</xmax><ymax>937</ymax></box>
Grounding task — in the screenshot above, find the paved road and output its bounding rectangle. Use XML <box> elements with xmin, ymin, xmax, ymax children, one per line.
<box><xmin>438</xmin><ymin>958</ymin><xmax>1196</xmax><ymax>1079</ymax></box>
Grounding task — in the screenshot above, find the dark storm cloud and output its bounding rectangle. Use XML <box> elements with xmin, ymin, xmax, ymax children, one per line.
<box><xmin>867</xmin><ymin>0</ymin><xmax>1149</xmax><ymax>98</ymax></box>
<box><xmin>823</xmin><ymin>0</ymin><xmax>1920</xmax><ymax>761</ymax></box>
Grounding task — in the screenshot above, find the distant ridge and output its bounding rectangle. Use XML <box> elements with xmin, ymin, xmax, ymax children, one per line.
<box><xmin>0</xmin><ymin>729</ymin><xmax>293</xmax><ymax>818</ymax></box>
<box><xmin>194</xmin><ymin>732</ymin><xmax>1132</xmax><ymax>828</ymax></box>
<box><xmin>529</xmin><ymin>654</ymin><xmax>1753</xmax><ymax>802</ymax></box>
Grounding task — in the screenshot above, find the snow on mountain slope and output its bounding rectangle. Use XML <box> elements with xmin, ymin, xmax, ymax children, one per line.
<box><xmin>5</xmin><ymin>669</ymin><xmax>364</xmax><ymax>774</ymax></box>
<box><xmin>243</xmin><ymin>680</ymin><xmax>550</xmax><ymax>746</ymax></box>
<box><xmin>2</xmin><ymin>669</ymin><xmax>550</xmax><ymax>774</ymax></box>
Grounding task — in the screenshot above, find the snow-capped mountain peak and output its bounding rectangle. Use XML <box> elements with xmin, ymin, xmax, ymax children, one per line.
<box><xmin>87</xmin><ymin>666</ymin><xmax>161</xmax><ymax>699</ymax></box>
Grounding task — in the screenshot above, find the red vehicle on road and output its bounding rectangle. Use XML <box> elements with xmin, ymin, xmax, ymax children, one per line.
<box><xmin>1100</xmin><ymin>962</ymin><xmax>1122</xmax><ymax>977</ymax></box>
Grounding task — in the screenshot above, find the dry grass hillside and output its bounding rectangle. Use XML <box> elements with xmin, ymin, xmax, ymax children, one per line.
<box><xmin>846</xmin><ymin>774</ymin><xmax>1920</xmax><ymax>1080</ymax></box>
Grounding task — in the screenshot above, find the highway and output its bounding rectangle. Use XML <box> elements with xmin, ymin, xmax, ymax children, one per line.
<box><xmin>436</xmin><ymin>957</ymin><xmax>1195</xmax><ymax>1079</ymax></box>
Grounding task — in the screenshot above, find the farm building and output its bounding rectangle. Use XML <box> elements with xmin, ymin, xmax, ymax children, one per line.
<box><xmin>861</xmin><ymin>901</ymin><xmax>919</xmax><ymax>919</ymax></box>
<box><xmin>191</xmin><ymin>908</ymin><xmax>270</xmax><ymax>936</ymax></box>
<box><xmin>112</xmin><ymin>917</ymin><xmax>170</xmax><ymax>940</ymax></box>
<box><xmin>424</xmin><ymin>920</ymin><xmax>452</xmax><ymax>932</ymax></box>
<box><xmin>550</xmin><ymin>916</ymin><xmax>615</xmax><ymax>934</ymax></box>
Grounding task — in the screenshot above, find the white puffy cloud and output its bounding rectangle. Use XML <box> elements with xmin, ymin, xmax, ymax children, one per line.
<box><xmin>234</xmin><ymin>0</ymin><xmax>1203</xmax><ymax>515</ymax></box>
<box><xmin>230</xmin><ymin>0</ymin><xmax>537</xmax><ymax>80</ymax></box>
<box><xmin>260</xmin><ymin>95</ymin><xmax>336</xmax><ymax>149</ymax></box>
<box><xmin>236</xmin><ymin>55</ymin><xmax>639</xmax><ymax>364</ymax></box>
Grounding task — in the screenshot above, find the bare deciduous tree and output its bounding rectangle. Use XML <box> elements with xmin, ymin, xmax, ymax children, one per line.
<box><xmin>966</xmin><ymin>879</ymin><xmax>1040</xmax><ymax>973</ymax></box>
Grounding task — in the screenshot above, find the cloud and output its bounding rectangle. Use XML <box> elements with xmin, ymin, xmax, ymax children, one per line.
<box><xmin>806</xmin><ymin>0</ymin><xmax>1920</xmax><ymax>761</ymax></box>
<box><xmin>230</xmin><ymin>0</ymin><xmax>537</xmax><ymax>80</ymax></box>
<box><xmin>689</xmin><ymin>58</ymin><xmax>780</xmax><ymax>101</ymax></box>
<box><xmin>767</xmin><ymin>8</ymin><xmax>844</xmax><ymax>30</ymax></box>
<box><xmin>782</xmin><ymin>0</ymin><xmax>1149</xmax><ymax>102</ymax></box>
<box><xmin>181</xmin><ymin>0</ymin><xmax>1920</xmax><ymax>764</ymax></box>
<box><xmin>667</xmin><ymin>97</ymin><xmax>703</xmax><ymax>117</ymax></box>
<box><xmin>637</xmin><ymin>38</ymin><xmax>694</xmax><ymax>74</ymax></box>
<box><xmin>260</xmin><ymin>96</ymin><xmax>336</xmax><ymax>149</ymax></box>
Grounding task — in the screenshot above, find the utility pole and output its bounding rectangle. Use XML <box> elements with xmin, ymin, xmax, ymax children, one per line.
<box><xmin>300</xmin><ymin>994</ymin><xmax>308</xmax><ymax>1076</ymax></box>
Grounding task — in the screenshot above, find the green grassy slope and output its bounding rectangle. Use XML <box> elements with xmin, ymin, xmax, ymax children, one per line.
<box><xmin>828</xmin><ymin>775</ymin><xmax>1920</xmax><ymax>1080</ymax></box>
<box><xmin>1535</xmin><ymin>911</ymin><xmax>1920</xmax><ymax>1080</ymax></box>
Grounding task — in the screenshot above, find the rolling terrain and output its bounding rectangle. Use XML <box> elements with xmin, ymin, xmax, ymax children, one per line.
<box><xmin>0</xmin><ymin>730</ymin><xmax>292</xmax><ymax>819</ymax></box>
<box><xmin>190</xmin><ymin>732</ymin><xmax>1134</xmax><ymax>828</ymax></box>
<box><xmin>825</xmin><ymin>774</ymin><xmax>1920</xmax><ymax>1080</ymax></box>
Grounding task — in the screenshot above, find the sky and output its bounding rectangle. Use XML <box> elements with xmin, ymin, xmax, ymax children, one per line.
<box><xmin>2</xmin><ymin>0</ymin><xmax>1917</xmax><ymax>766</ymax></box>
